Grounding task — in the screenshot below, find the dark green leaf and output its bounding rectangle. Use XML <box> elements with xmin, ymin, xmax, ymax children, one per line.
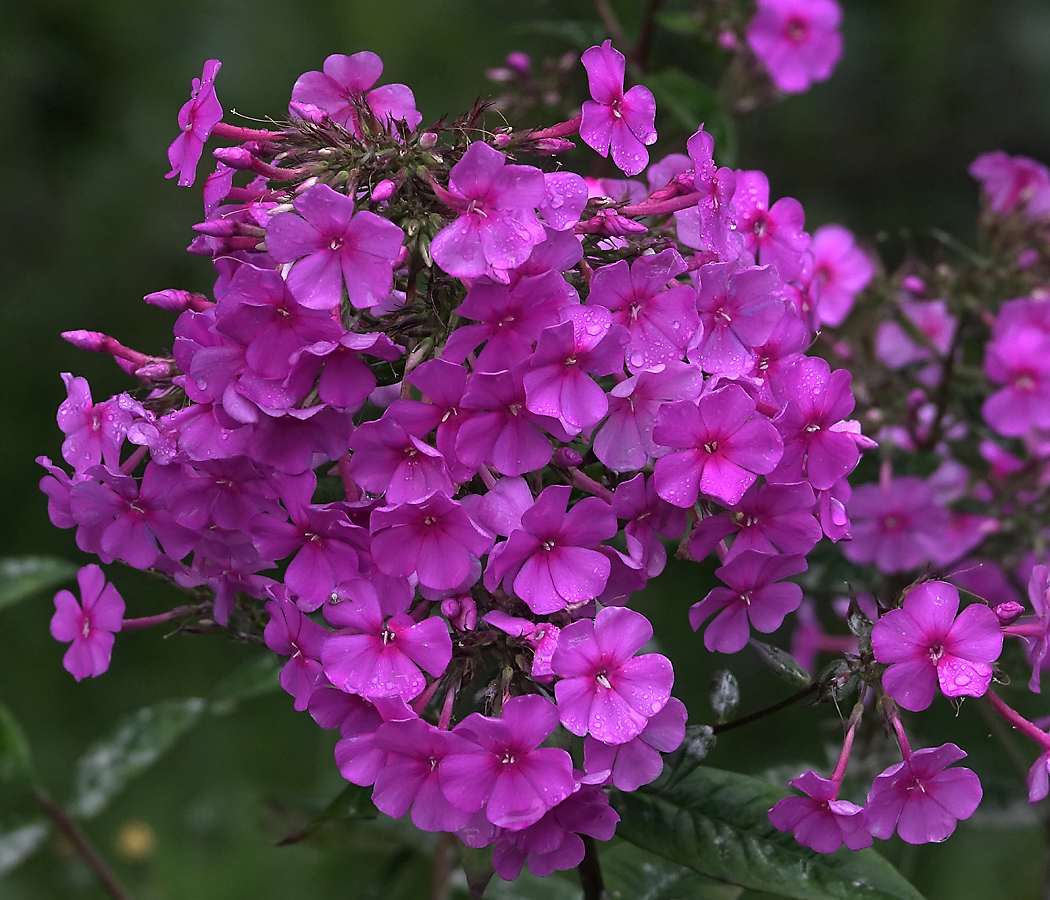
<box><xmin>209</xmin><ymin>654</ymin><xmax>282</xmax><ymax>715</ymax></box>
<box><xmin>0</xmin><ymin>703</ymin><xmax>34</xmax><ymax>786</ymax></box>
<box><xmin>612</xmin><ymin>766</ymin><xmax>926</xmax><ymax>900</ymax></box>
<box><xmin>750</xmin><ymin>640</ymin><xmax>812</xmax><ymax>687</ymax></box>
<box><xmin>0</xmin><ymin>819</ymin><xmax>50</xmax><ymax>876</ymax></box>
<box><xmin>515</xmin><ymin>20</ymin><xmax>607</xmax><ymax>52</ymax></box>
<box><xmin>654</xmin><ymin>11</ymin><xmax>702</xmax><ymax>37</ymax></box>
<box><xmin>275</xmin><ymin>782</ymin><xmax>378</xmax><ymax>846</ymax></box>
<box><xmin>646</xmin><ymin>67</ymin><xmax>737</xmax><ymax>165</ymax></box>
<box><xmin>69</xmin><ymin>697</ymin><xmax>206</xmax><ymax>818</ymax></box>
<box><xmin>710</xmin><ymin>669</ymin><xmax>741</xmax><ymax>721</ymax></box>
<box><xmin>485</xmin><ymin>870</ymin><xmax>582</xmax><ymax>900</ymax></box>
<box><xmin>0</xmin><ymin>557</ymin><xmax>77</xmax><ymax>612</ymax></box>
<box><xmin>459</xmin><ymin>843</ymin><xmax>495</xmax><ymax>900</ymax></box>
<box><xmin>601</xmin><ymin>839</ymin><xmax>742</xmax><ymax>900</ymax></box>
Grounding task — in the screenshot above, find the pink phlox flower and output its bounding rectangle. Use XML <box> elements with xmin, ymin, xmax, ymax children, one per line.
<box><xmin>57</xmin><ymin>374</ymin><xmax>132</xmax><ymax>473</ymax></box>
<box><xmin>587</xmin><ymin>249</ymin><xmax>699</xmax><ymax>370</ymax></box>
<box><xmin>69</xmin><ymin>463</ymin><xmax>197</xmax><ymax>570</ymax></box>
<box><xmin>768</xmin><ymin>770</ymin><xmax>872</xmax><ymax>853</ymax></box>
<box><xmin>266</xmin><ymin>182</ymin><xmax>405</xmax><ymax>310</ymax></box>
<box><xmin>552</xmin><ymin>606</ymin><xmax>674</xmax><ymax>744</ymax></box>
<box><xmin>443</xmin><ymin>270</ymin><xmax>578</xmax><ymax>371</ymax></box>
<box><xmin>371</xmin><ymin>718</ymin><xmax>476</xmax><ymax>832</ymax></box>
<box><xmin>321</xmin><ymin>577</ymin><xmax>452</xmax><ymax>701</ymax></box>
<box><xmin>264</xmin><ymin>596</ymin><xmax>328</xmax><ymax>710</ymax></box>
<box><xmin>843</xmin><ymin>476</ymin><xmax>950</xmax><ymax>573</ymax></box>
<box><xmin>746</xmin><ymin>312</ymin><xmax>810</xmax><ymax>402</ymax></box>
<box><xmin>982</xmin><ymin>323</ymin><xmax>1050</xmax><ymax>437</ymax></box>
<box><xmin>815</xmin><ymin>480</ymin><xmax>851</xmax><ymax>542</ymax></box>
<box><xmin>969</xmin><ymin>151</ymin><xmax>1050</xmax><ymax>219</ymax></box>
<box><xmin>390</xmin><ymin>359</ymin><xmax>473</xmax><ymax>481</ymax></box>
<box><xmin>768</xmin><ymin>356</ymin><xmax>861</xmax><ymax>490</ymax></box>
<box><xmin>1022</xmin><ymin>564</ymin><xmax>1050</xmax><ymax>693</ymax></box>
<box><xmin>689</xmin><ymin>481</ymin><xmax>820</xmax><ymax>562</ymax></box>
<box><xmin>290</xmin><ymin>51</ymin><xmax>422</xmax><ymax>135</ymax></box>
<box><xmin>582</xmin><ymin>696</ymin><xmax>687</xmax><ymax>791</ymax></box>
<box><xmin>491</xmin><ymin>784</ymin><xmax>619</xmax><ymax>880</ymax></box>
<box><xmin>691</xmin><ymin>262</ymin><xmax>785</xmax><ymax>377</ymax></box>
<box><xmin>579</xmin><ymin>40</ymin><xmax>657</xmax><ymax>177</ymax></box>
<box><xmin>439</xmin><ymin>695</ymin><xmax>576</xmax><ymax>830</ymax></box>
<box><xmin>1027</xmin><ymin>745</ymin><xmax>1050</xmax><ymax>804</ymax></box>
<box><xmin>460</xmin><ymin>475</ymin><xmax>535</xmax><ymax>539</ymax></box>
<box><xmin>214</xmin><ymin>263</ymin><xmax>343</xmax><ymax>379</ymax></box>
<box><xmin>166</xmin><ymin>456</ymin><xmax>284</xmax><ymax>532</ymax></box>
<box><xmin>456</xmin><ymin>365</ymin><xmax>563</xmax><ymax>477</ymax></box>
<box><xmin>746</xmin><ymin>0</ymin><xmax>843</xmax><ymax>94</ymax></box>
<box><xmin>348</xmin><ymin>415</ymin><xmax>454</xmax><ymax>505</ymax></box>
<box><xmin>292</xmin><ymin>330</ymin><xmax>403</xmax><ymax>413</ymax></box>
<box><xmin>871</xmin><ymin>580</ymin><xmax>1003</xmax><ymax>712</ymax></box>
<box><xmin>369</xmin><ymin>493</ymin><xmax>492</xmax><ymax>591</ymax></box>
<box><xmin>864</xmin><ymin>743</ymin><xmax>982</xmax><ymax>844</ymax></box>
<box><xmin>50</xmin><ymin>564</ymin><xmax>125</xmax><ymax>681</ymax></box>
<box><xmin>539</xmin><ymin>172</ymin><xmax>589</xmax><ymax>231</ymax></box>
<box><xmin>675</xmin><ymin>128</ymin><xmax>742</xmax><ymax>261</ymax></box>
<box><xmin>874</xmin><ymin>300</ymin><xmax>956</xmax><ymax>389</ymax></box>
<box><xmin>732</xmin><ymin>171</ymin><xmax>810</xmax><ymax>282</ymax></box>
<box><xmin>808</xmin><ymin>224</ymin><xmax>874</xmax><ymax>328</ymax></box>
<box><xmin>430</xmin><ymin>141</ymin><xmax>547</xmax><ymax>282</ymax></box>
<box><xmin>523</xmin><ymin>308</ymin><xmax>627</xmax><ymax>435</ymax></box>
<box><xmin>38</xmin><ymin>456</ymin><xmax>79</xmax><ymax>530</ymax></box>
<box><xmin>167</xmin><ymin>59</ymin><xmax>223</xmax><ymax>187</ymax></box>
<box><xmin>689</xmin><ymin>550</ymin><xmax>806</xmax><ymax>653</ymax></box>
<box><xmin>653</xmin><ymin>383</ymin><xmax>784</xmax><ymax>508</ymax></box>
<box><xmin>594</xmin><ymin>361</ymin><xmax>704</xmax><ymax>473</ymax></box>
<box><xmin>483</xmin><ymin>484</ymin><xmax>617</xmax><ymax>615</ymax></box>
<box><xmin>333</xmin><ymin>695</ymin><xmax>415</xmax><ymax>787</ymax></box>
<box><xmin>612</xmin><ymin>473</ymin><xmax>689</xmax><ymax>577</ymax></box>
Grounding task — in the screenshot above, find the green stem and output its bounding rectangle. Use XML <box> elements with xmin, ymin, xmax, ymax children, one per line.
<box><xmin>710</xmin><ymin>683</ymin><xmax>819</xmax><ymax>735</ymax></box>
<box><xmin>578</xmin><ymin>835</ymin><xmax>608</xmax><ymax>900</ymax></box>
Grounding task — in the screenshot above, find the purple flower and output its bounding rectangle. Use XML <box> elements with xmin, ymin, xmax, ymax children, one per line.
<box><xmin>430</xmin><ymin>142</ymin><xmax>547</xmax><ymax>282</ymax></box>
<box><xmin>970</xmin><ymin>151</ymin><xmax>1050</xmax><ymax>219</ymax></box>
<box><xmin>865</xmin><ymin>743</ymin><xmax>982</xmax><ymax>844</ymax></box>
<box><xmin>290</xmin><ymin>52</ymin><xmax>422</xmax><ymax>135</ymax></box>
<box><xmin>732</xmin><ymin>172</ymin><xmax>810</xmax><ymax>282</ymax></box>
<box><xmin>579</xmin><ymin>41</ymin><xmax>657</xmax><ymax>177</ymax></box>
<box><xmin>321</xmin><ymin>578</ymin><xmax>452</xmax><ymax>701</ymax></box>
<box><xmin>809</xmin><ymin>224</ymin><xmax>874</xmax><ymax>328</ymax></box>
<box><xmin>746</xmin><ymin>0</ymin><xmax>843</xmax><ymax>95</ymax></box>
<box><xmin>440</xmin><ymin>695</ymin><xmax>576</xmax><ymax>831</ymax></box>
<box><xmin>871</xmin><ymin>581</ymin><xmax>1003</xmax><ymax>712</ymax></box>
<box><xmin>50</xmin><ymin>564</ymin><xmax>125</xmax><ymax>681</ymax></box>
<box><xmin>551</xmin><ymin>606</ymin><xmax>674</xmax><ymax>744</ymax></box>
<box><xmin>264</xmin><ymin>596</ymin><xmax>328</xmax><ymax>710</ymax></box>
<box><xmin>653</xmin><ymin>384</ymin><xmax>784</xmax><ymax>508</ymax></box>
<box><xmin>689</xmin><ymin>550</ymin><xmax>806</xmax><ymax>653</ymax></box>
<box><xmin>583</xmin><ymin>697</ymin><xmax>687</xmax><ymax>790</ymax></box>
<box><xmin>768</xmin><ymin>771</ymin><xmax>872</xmax><ymax>853</ymax></box>
<box><xmin>167</xmin><ymin>59</ymin><xmax>223</xmax><ymax>187</ymax></box>
<box><xmin>266</xmin><ymin>183</ymin><xmax>405</xmax><ymax>310</ymax></box>
<box><xmin>484</xmin><ymin>485</ymin><xmax>617</xmax><ymax>615</ymax></box>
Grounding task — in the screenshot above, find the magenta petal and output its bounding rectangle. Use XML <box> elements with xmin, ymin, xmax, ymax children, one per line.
<box><xmin>593</xmin><ymin>606</ymin><xmax>652</xmax><ymax>660</ymax></box>
<box><xmin>883</xmin><ymin>659</ymin><xmax>938</xmax><ymax>711</ymax></box>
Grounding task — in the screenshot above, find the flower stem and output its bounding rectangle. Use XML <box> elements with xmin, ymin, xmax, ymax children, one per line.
<box><xmin>36</xmin><ymin>791</ymin><xmax>134</xmax><ymax>900</ymax></box>
<box><xmin>986</xmin><ymin>689</ymin><xmax>1050</xmax><ymax>751</ymax></box>
<box><xmin>578</xmin><ymin>835</ymin><xmax>608</xmax><ymax>900</ymax></box>
<box><xmin>710</xmin><ymin>683</ymin><xmax>819</xmax><ymax>735</ymax></box>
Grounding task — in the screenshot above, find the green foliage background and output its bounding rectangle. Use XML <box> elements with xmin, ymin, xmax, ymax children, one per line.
<box><xmin>4</xmin><ymin>1</ymin><xmax>1050</xmax><ymax>897</ymax></box>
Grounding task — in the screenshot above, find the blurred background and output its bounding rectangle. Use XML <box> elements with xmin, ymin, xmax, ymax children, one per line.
<box><xmin>5</xmin><ymin>0</ymin><xmax>1050</xmax><ymax>897</ymax></box>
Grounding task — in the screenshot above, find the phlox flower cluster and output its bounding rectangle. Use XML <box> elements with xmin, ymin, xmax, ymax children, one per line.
<box><xmin>42</xmin><ymin>44</ymin><xmax>880</xmax><ymax>871</ymax></box>
<box><xmin>745</xmin><ymin>0</ymin><xmax>844</xmax><ymax>95</ymax></box>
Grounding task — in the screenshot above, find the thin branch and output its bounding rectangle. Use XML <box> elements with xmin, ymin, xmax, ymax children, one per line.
<box><xmin>591</xmin><ymin>0</ymin><xmax>628</xmax><ymax>49</ymax></box>
<box><xmin>634</xmin><ymin>0</ymin><xmax>663</xmax><ymax>69</ymax></box>
<box><xmin>36</xmin><ymin>791</ymin><xmax>134</xmax><ymax>900</ymax></box>
<box><xmin>710</xmin><ymin>683</ymin><xmax>820</xmax><ymax>735</ymax></box>
<box><xmin>578</xmin><ymin>835</ymin><xmax>608</xmax><ymax>900</ymax></box>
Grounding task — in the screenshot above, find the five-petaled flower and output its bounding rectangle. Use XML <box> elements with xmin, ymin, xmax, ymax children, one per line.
<box><xmin>50</xmin><ymin>564</ymin><xmax>125</xmax><ymax>681</ymax></box>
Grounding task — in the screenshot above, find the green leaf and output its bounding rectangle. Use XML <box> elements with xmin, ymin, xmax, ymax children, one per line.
<box><xmin>209</xmin><ymin>654</ymin><xmax>282</xmax><ymax>715</ymax></box>
<box><xmin>612</xmin><ymin>767</ymin><xmax>927</xmax><ymax>900</ymax></box>
<box><xmin>654</xmin><ymin>11</ymin><xmax>702</xmax><ymax>37</ymax></box>
<box><xmin>0</xmin><ymin>703</ymin><xmax>34</xmax><ymax>786</ymax></box>
<box><xmin>275</xmin><ymin>782</ymin><xmax>378</xmax><ymax>846</ymax></box>
<box><xmin>0</xmin><ymin>819</ymin><xmax>50</xmax><ymax>876</ymax></box>
<box><xmin>601</xmin><ymin>840</ymin><xmax>742</xmax><ymax>900</ymax></box>
<box><xmin>749</xmin><ymin>640</ymin><xmax>812</xmax><ymax>687</ymax></box>
<box><xmin>0</xmin><ymin>556</ymin><xmax>77</xmax><ymax>612</ymax></box>
<box><xmin>515</xmin><ymin>19</ymin><xmax>607</xmax><ymax>52</ymax></box>
<box><xmin>68</xmin><ymin>698</ymin><xmax>206</xmax><ymax>819</ymax></box>
<box><xmin>459</xmin><ymin>843</ymin><xmax>495</xmax><ymax>900</ymax></box>
<box><xmin>485</xmin><ymin>870</ymin><xmax>582</xmax><ymax>900</ymax></box>
<box><xmin>646</xmin><ymin>68</ymin><xmax>737</xmax><ymax>166</ymax></box>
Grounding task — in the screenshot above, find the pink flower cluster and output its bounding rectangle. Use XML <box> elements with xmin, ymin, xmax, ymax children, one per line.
<box><xmin>43</xmin><ymin>45</ymin><xmax>877</xmax><ymax>873</ymax></box>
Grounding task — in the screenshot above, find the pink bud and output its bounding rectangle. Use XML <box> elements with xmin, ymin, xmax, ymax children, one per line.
<box><xmin>1018</xmin><ymin>248</ymin><xmax>1040</xmax><ymax>270</ymax></box>
<box><xmin>419</xmin><ymin>132</ymin><xmax>438</xmax><ymax>150</ymax></box>
<box><xmin>61</xmin><ymin>330</ymin><xmax>107</xmax><ymax>352</ymax></box>
<box><xmin>212</xmin><ymin>146</ymin><xmax>255</xmax><ymax>170</ymax></box>
<box><xmin>901</xmin><ymin>275</ymin><xmax>926</xmax><ymax>295</ymax></box>
<box><xmin>143</xmin><ymin>289</ymin><xmax>213</xmax><ymax>312</ymax></box>
<box><xmin>288</xmin><ymin>101</ymin><xmax>328</xmax><ymax>124</ymax></box>
<box><xmin>491</xmin><ymin>133</ymin><xmax>512</xmax><ymax>150</ymax></box>
<box><xmin>533</xmin><ymin>138</ymin><xmax>576</xmax><ymax>155</ymax></box>
<box><xmin>506</xmin><ymin>51</ymin><xmax>531</xmax><ymax>77</ymax></box>
<box><xmin>553</xmin><ymin>447</ymin><xmax>584</xmax><ymax>467</ymax></box>
<box><xmin>994</xmin><ymin>600</ymin><xmax>1025</xmax><ymax>625</ymax></box>
<box><xmin>371</xmin><ymin>179</ymin><xmax>396</xmax><ymax>202</ymax></box>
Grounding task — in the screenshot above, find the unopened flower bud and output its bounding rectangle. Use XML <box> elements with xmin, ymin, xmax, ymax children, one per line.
<box><xmin>901</xmin><ymin>275</ymin><xmax>926</xmax><ymax>295</ymax></box>
<box><xmin>533</xmin><ymin>138</ymin><xmax>576</xmax><ymax>155</ymax></box>
<box><xmin>994</xmin><ymin>600</ymin><xmax>1024</xmax><ymax>625</ymax></box>
<box><xmin>491</xmin><ymin>133</ymin><xmax>512</xmax><ymax>150</ymax></box>
<box><xmin>506</xmin><ymin>51</ymin><xmax>531</xmax><ymax>77</ymax></box>
<box><xmin>419</xmin><ymin>132</ymin><xmax>438</xmax><ymax>150</ymax></box>
<box><xmin>371</xmin><ymin>179</ymin><xmax>396</xmax><ymax>202</ymax></box>
<box><xmin>143</xmin><ymin>289</ymin><xmax>211</xmax><ymax>312</ymax></box>
<box><xmin>212</xmin><ymin>146</ymin><xmax>255</xmax><ymax>170</ymax></box>
<box><xmin>553</xmin><ymin>447</ymin><xmax>584</xmax><ymax>467</ymax></box>
<box><xmin>288</xmin><ymin>101</ymin><xmax>328</xmax><ymax>124</ymax></box>
<box><xmin>1018</xmin><ymin>248</ymin><xmax>1039</xmax><ymax>270</ymax></box>
<box><xmin>718</xmin><ymin>30</ymin><xmax>739</xmax><ymax>51</ymax></box>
